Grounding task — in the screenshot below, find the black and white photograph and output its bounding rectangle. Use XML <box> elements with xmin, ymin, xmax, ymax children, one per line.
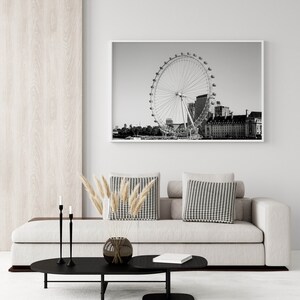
<box><xmin>111</xmin><ymin>41</ymin><xmax>264</xmax><ymax>142</ymax></box>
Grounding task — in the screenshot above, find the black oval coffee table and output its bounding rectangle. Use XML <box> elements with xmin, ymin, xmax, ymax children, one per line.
<box><xmin>130</xmin><ymin>255</ymin><xmax>208</xmax><ymax>300</ymax></box>
<box><xmin>31</xmin><ymin>257</ymin><xmax>165</xmax><ymax>300</ymax></box>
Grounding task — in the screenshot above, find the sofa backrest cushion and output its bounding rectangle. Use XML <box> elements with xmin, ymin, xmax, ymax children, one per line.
<box><xmin>159</xmin><ymin>198</ymin><xmax>172</xmax><ymax>220</ymax></box>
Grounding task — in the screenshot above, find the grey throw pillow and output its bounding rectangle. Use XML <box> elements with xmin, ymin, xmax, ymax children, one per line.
<box><xmin>183</xmin><ymin>180</ymin><xmax>237</xmax><ymax>224</ymax></box>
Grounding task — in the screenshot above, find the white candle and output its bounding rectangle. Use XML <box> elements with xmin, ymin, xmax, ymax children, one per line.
<box><xmin>59</xmin><ymin>195</ymin><xmax>62</xmax><ymax>206</ymax></box>
<box><xmin>69</xmin><ymin>206</ymin><xmax>72</xmax><ymax>214</ymax></box>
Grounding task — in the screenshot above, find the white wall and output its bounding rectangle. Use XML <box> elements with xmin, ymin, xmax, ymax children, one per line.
<box><xmin>83</xmin><ymin>0</ymin><xmax>300</xmax><ymax>249</ymax></box>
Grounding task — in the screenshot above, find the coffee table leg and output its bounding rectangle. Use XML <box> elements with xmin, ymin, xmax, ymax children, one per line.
<box><xmin>101</xmin><ymin>274</ymin><xmax>109</xmax><ymax>300</ymax></box>
<box><xmin>101</xmin><ymin>274</ymin><xmax>104</xmax><ymax>300</ymax></box>
<box><xmin>44</xmin><ymin>273</ymin><xmax>48</xmax><ymax>289</ymax></box>
<box><xmin>143</xmin><ymin>270</ymin><xmax>194</xmax><ymax>300</ymax></box>
<box><xmin>166</xmin><ymin>270</ymin><xmax>170</xmax><ymax>299</ymax></box>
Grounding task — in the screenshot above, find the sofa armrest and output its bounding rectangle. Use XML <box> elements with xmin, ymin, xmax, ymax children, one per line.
<box><xmin>252</xmin><ymin>198</ymin><xmax>290</xmax><ymax>267</ymax></box>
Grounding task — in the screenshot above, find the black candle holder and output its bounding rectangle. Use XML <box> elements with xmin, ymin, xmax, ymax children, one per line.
<box><xmin>57</xmin><ymin>205</ymin><xmax>65</xmax><ymax>264</ymax></box>
<box><xmin>67</xmin><ymin>213</ymin><xmax>75</xmax><ymax>267</ymax></box>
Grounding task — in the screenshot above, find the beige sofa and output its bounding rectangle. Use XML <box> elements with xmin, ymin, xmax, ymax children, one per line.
<box><xmin>10</xmin><ymin>181</ymin><xmax>290</xmax><ymax>270</ymax></box>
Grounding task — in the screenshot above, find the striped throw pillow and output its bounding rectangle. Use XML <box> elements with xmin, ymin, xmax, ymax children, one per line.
<box><xmin>109</xmin><ymin>175</ymin><xmax>159</xmax><ymax>220</ymax></box>
<box><xmin>183</xmin><ymin>181</ymin><xmax>237</xmax><ymax>224</ymax></box>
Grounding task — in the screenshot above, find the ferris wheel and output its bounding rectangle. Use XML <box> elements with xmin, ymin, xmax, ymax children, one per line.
<box><xmin>149</xmin><ymin>53</ymin><xmax>216</xmax><ymax>137</ymax></box>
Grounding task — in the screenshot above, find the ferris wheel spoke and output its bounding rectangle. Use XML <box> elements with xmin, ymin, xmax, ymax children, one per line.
<box><xmin>154</xmin><ymin>95</ymin><xmax>177</xmax><ymax>110</ymax></box>
<box><xmin>154</xmin><ymin>82</ymin><xmax>174</xmax><ymax>93</ymax></box>
<box><xmin>155</xmin><ymin>83</ymin><xmax>177</xmax><ymax>93</ymax></box>
<box><xmin>172</xmin><ymin>60</ymin><xmax>185</xmax><ymax>91</ymax></box>
<box><xmin>179</xmin><ymin>60</ymin><xmax>195</xmax><ymax>91</ymax></box>
<box><xmin>168</xmin><ymin>98</ymin><xmax>180</xmax><ymax>121</ymax></box>
<box><xmin>159</xmin><ymin>78</ymin><xmax>177</xmax><ymax>93</ymax></box>
<box><xmin>185</xmin><ymin>61</ymin><xmax>201</xmax><ymax>87</ymax></box>
<box><xmin>155</xmin><ymin>93</ymin><xmax>176</xmax><ymax>101</ymax></box>
<box><xmin>182</xmin><ymin>71</ymin><xmax>207</xmax><ymax>93</ymax></box>
<box><xmin>155</xmin><ymin>86</ymin><xmax>176</xmax><ymax>93</ymax></box>
<box><xmin>157</xmin><ymin>96</ymin><xmax>177</xmax><ymax>111</ymax></box>
<box><xmin>156</xmin><ymin>73</ymin><xmax>176</xmax><ymax>92</ymax></box>
<box><xmin>168</xmin><ymin>64</ymin><xmax>180</xmax><ymax>91</ymax></box>
<box><xmin>154</xmin><ymin>96</ymin><xmax>177</xmax><ymax>107</ymax></box>
<box><xmin>178</xmin><ymin>59</ymin><xmax>190</xmax><ymax>91</ymax></box>
<box><xmin>181</xmin><ymin>65</ymin><xmax>204</xmax><ymax>92</ymax></box>
<box><xmin>161</xmin><ymin>63</ymin><xmax>181</xmax><ymax>91</ymax></box>
<box><xmin>156</xmin><ymin>103</ymin><xmax>176</xmax><ymax>122</ymax></box>
<box><xmin>183</xmin><ymin>81</ymin><xmax>209</xmax><ymax>95</ymax></box>
<box><xmin>166</xmin><ymin>99</ymin><xmax>180</xmax><ymax>123</ymax></box>
<box><xmin>182</xmin><ymin>60</ymin><xmax>200</xmax><ymax>83</ymax></box>
<box><xmin>185</xmin><ymin>71</ymin><xmax>207</xmax><ymax>89</ymax></box>
<box><xmin>184</xmin><ymin>84</ymin><xmax>208</xmax><ymax>96</ymax></box>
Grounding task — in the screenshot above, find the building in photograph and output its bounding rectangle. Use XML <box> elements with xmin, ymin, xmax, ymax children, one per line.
<box><xmin>204</xmin><ymin>110</ymin><xmax>262</xmax><ymax>139</ymax></box>
<box><xmin>187</xmin><ymin>94</ymin><xmax>208</xmax><ymax>126</ymax></box>
<box><xmin>214</xmin><ymin>101</ymin><xmax>230</xmax><ymax>117</ymax></box>
<box><xmin>248</xmin><ymin>111</ymin><xmax>262</xmax><ymax>137</ymax></box>
<box><xmin>166</xmin><ymin>118</ymin><xmax>174</xmax><ymax>127</ymax></box>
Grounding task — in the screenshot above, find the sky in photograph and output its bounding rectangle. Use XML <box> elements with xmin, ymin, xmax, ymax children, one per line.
<box><xmin>112</xmin><ymin>41</ymin><xmax>262</xmax><ymax>128</ymax></box>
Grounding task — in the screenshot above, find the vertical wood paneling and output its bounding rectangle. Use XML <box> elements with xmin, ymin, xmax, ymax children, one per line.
<box><xmin>0</xmin><ymin>0</ymin><xmax>82</xmax><ymax>250</ymax></box>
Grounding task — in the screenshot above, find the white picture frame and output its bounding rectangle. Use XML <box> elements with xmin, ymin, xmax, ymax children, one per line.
<box><xmin>110</xmin><ymin>40</ymin><xmax>264</xmax><ymax>143</ymax></box>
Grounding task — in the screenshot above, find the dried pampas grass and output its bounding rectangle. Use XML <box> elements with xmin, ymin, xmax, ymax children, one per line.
<box><xmin>93</xmin><ymin>175</ymin><xmax>105</xmax><ymax>199</ymax></box>
<box><xmin>128</xmin><ymin>184</ymin><xmax>140</xmax><ymax>206</ymax></box>
<box><xmin>139</xmin><ymin>179</ymin><xmax>156</xmax><ymax>200</ymax></box>
<box><xmin>129</xmin><ymin>179</ymin><xmax>156</xmax><ymax>217</ymax></box>
<box><xmin>101</xmin><ymin>176</ymin><xmax>111</xmax><ymax>198</ymax></box>
<box><xmin>122</xmin><ymin>181</ymin><xmax>130</xmax><ymax>203</ymax></box>
<box><xmin>80</xmin><ymin>174</ymin><xmax>103</xmax><ymax>215</ymax></box>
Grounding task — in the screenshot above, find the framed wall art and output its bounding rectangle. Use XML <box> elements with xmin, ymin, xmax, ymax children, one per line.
<box><xmin>110</xmin><ymin>40</ymin><xmax>264</xmax><ymax>142</ymax></box>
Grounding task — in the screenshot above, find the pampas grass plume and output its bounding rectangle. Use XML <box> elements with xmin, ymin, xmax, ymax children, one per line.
<box><xmin>101</xmin><ymin>176</ymin><xmax>111</xmax><ymax>198</ymax></box>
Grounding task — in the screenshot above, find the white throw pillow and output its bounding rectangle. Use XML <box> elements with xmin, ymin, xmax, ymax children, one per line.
<box><xmin>182</xmin><ymin>172</ymin><xmax>234</xmax><ymax>218</ymax></box>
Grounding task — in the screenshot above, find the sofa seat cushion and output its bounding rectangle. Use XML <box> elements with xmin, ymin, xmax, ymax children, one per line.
<box><xmin>12</xmin><ymin>219</ymin><xmax>263</xmax><ymax>244</ymax></box>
